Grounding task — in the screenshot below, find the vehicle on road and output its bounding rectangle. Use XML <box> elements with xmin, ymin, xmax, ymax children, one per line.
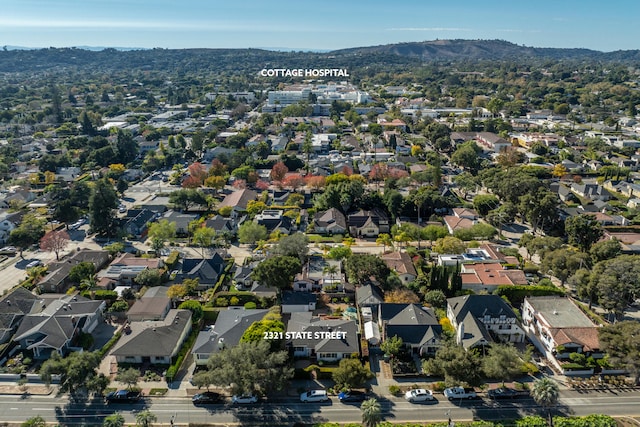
<box><xmin>192</xmin><ymin>392</ymin><xmax>222</xmax><ymax>404</ymax></box>
<box><xmin>300</xmin><ymin>390</ymin><xmax>329</xmax><ymax>403</ymax></box>
<box><xmin>26</xmin><ymin>260</ymin><xmax>43</xmax><ymax>268</ymax></box>
<box><xmin>443</xmin><ymin>387</ymin><xmax>478</xmax><ymax>400</ymax></box>
<box><xmin>487</xmin><ymin>387</ymin><xmax>530</xmax><ymax>400</ymax></box>
<box><xmin>231</xmin><ymin>394</ymin><xmax>258</xmax><ymax>404</ymax></box>
<box><xmin>105</xmin><ymin>390</ymin><xmax>142</xmax><ymax>403</ymax></box>
<box><xmin>0</xmin><ymin>246</ymin><xmax>16</xmax><ymax>256</ymax></box>
<box><xmin>338</xmin><ymin>390</ymin><xmax>368</xmax><ymax>403</ymax></box>
<box><xmin>404</xmin><ymin>389</ymin><xmax>435</xmax><ymax>403</ymax></box>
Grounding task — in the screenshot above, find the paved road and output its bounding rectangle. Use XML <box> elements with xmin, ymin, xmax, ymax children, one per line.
<box><xmin>2</xmin><ymin>389</ymin><xmax>640</xmax><ymax>426</ymax></box>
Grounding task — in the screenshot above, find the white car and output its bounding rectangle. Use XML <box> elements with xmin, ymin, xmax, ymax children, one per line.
<box><xmin>26</xmin><ymin>260</ymin><xmax>43</xmax><ymax>268</ymax></box>
<box><xmin>231</xmin><ymin>394</ymin><xmax>258</xmax><ymax>404</ymax></box>
<box><xmin>300</xmin><ymin>389</ymin><xmax>329</xmax><ymax>403</ymax></box>
<box><xmin>404</xmin><ymin>388</ymin><xmax>435</xmax><ymax>403</ymax></box>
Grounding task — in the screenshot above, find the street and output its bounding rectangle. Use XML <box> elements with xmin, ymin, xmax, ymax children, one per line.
<box><xmin>1</xmin><ymin>389</ymin><xmax>640</xmax><ymax>426</ymax></box>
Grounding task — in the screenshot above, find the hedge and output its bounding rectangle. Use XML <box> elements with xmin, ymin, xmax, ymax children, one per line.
<box><xmin>165</xmin><ymin>326</ymin><xmax>200</xmax><ymax>382</ymax></box>
<box><xmin>495</xmin><ymin>285</ymin><xmax>565</xmax><ymax>306</ymax></box>
<box><xmin>97</xmin><ymin>331</ymin><xmax>122</xmax><ymax>358</ymax></box>
<box><xmin>81</xmin><ymin>290</ymin><xmax>118</xmax><ymax>301</ymax></box>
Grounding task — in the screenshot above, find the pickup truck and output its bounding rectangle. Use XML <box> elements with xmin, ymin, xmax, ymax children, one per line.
<box><xmin>443</xmin><ymin>386</ymin><xmax>478</xmax><ymax>400</ymax></box>
<box><xmin>105</xmin><ymin>390</ymin><xmax>142</xmax><ymax>403</ymax></box>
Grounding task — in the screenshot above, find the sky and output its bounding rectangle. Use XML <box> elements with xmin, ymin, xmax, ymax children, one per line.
<box><xmin>1</xmin><ymin>0</ymin><xmax>639</xmax><ymax>52</ymax></box>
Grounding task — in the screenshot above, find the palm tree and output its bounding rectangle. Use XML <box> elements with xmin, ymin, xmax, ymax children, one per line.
<box><xmin>103</xmin><ymin>414</ymin><xmax>125</xmax><ymax>427</ymax></box>
<box><xmin>323</xmin><ymin>264</ymin><xmax>339</xmax><ymax>289</ymax></box>
<box><xmin>361</xmin><ymin>397</ymin><xmax>382</xmax><ymax>427</ymax></box>
<box><xmin>135</xmin><ymin>410</ymin><xmax>157</xmax><ymax>427</ymax></box>
<box><xmin>531</xmin><ymin>377</ymin><xmax>559</xmax><ymax>427</ymax></box>
<box><xmin>376</xmin><ymin>233</ymin><xmax>393</xmax><ymax>253</ymax></box>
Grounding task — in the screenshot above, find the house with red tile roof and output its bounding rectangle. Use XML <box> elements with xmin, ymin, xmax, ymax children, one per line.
<box><xmin>381</xmin><ymin>251</ymin><xmax>417</xmax><ymax>283</ymax></box>
<box><xmin>459</xmin><ymin>263</ymin><xmax>527</xmax><ymax>293</ymax></box>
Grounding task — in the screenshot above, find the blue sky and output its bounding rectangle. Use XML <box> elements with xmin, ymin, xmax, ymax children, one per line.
<box><xmin>1</xmin><ymin>0</ymin><xmax>638</xmax><ymax>52</ymax></box>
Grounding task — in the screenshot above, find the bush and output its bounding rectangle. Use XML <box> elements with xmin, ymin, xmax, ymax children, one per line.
<box><xmin>244</xmin><ymin>302</ymin><xmax>257</xmax><ymax>309</ymax></box>
<box><xmin>98</xmin><ymin>332</ymin><xmax>122</xmax><ymax>358</ymax></box>
<box><xmin>214</xmin><ymin>297</ymin><xmax>229</xmax><ymax>307</ymax></box>
<box><xmin>166</xmin><ymin>327</ymin><xmax>199</xmax><ymax>382</ymax></box>
<box><xmin>165</xmin><ymin>251</ymin><xmax>180</xmax><ymax>269</ymax></box>
<box><xmin>388</xmin><ymin>385</ymin><xmax>401</xmax><ymax>395</ymax></box>
<box><xmin>230</xmin><ymin>296</ymin><xmax>240</xmax><ymax>306</ymax></box>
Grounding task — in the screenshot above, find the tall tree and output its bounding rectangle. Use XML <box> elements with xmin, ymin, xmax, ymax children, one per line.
<box><xmin>599</xmin><ymin>321</ymin><xmax>640</xmax><ymax>384</ymax></box>
<box><xmin>344</xmin><ymin>253</ymin><xmax>391</xmax><ymax>288</ymax></box>
<box><xmin>205</xmin><ymin>340</ymin><xmax>293</xmax><ymax>395</ymax></box>
<box><xmin>238</xmin><ymin>222</ymin><xmax>268</xmax><ymax>245</ymax></box>
<box><xmin>115</xmin><ymin>367</ymin><xmax>140</xmax><ymax>390</ymax></box>
<box><xmin>482</xmin><ymin>344</ymin><xmax>524</xmax><ymax>385</ymax></box>
<box><xmin>147</xmin><ymin>219</ymin><xmax>176</xmax><ymax>252</ymax></box>
<box><xmin>102</xmin><ymin>414</ymin><xmax>125</xmax><ymax>427</ymax></box>
<box><xmin>40</xmin><ymin>351</ymin><xmax>108</xmax><ymax>399</ymax></box>
<box><xmin>89</xmin><ymin>178</ymin><xmax>119</xmax><ymax>237</ymax></box>
<box><xmin>361</xmin><ymin>398</ymin><xmax>382</xmax><ymax>427</ymax></box>
<box><xmin>39</xmin><ymin>229</ymin><xmax>70</xmax><ymax>261</ymax></box>
<box><xmin>332</xmin><ymin>358</ymin><xmax>373</xmax><ymax>389</ymax></box>
<box><xmin>192</xmin><ymin>226</ymin><xmax>216</xmax><ymax>257</ymax></box>
<box><xmin>531</xmin><ymin>378</ymin><xmax>559</xmax><ymax>427</ymax></box>
<box><xmin>565</xmin><ymin>214</ymin><xmax>604</xmax><ymax>253</ymax></box>
<box><xmin>9</xmin><ymin>214</ymin><xmax>46</xmax><ymax>258</ymax></box>
<box><xmin>135</xmin><ymin>410</ymin><xmax>157</xmax><ymax>427</ymax></box>
<box><xmin>272</xmin><ymin>233</ymin><xmax>309</xmax><ymax>263</ymax></box>
<box><xmin>252</xmin><ymin>255</ymin><xmax>301</xmax><ymax>292</ymax></box>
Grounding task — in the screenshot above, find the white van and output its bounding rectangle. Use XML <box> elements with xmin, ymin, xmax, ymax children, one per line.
<box><xmin>300</xmin><ymin>390</ymin><xmax>329</xmax><ymax>403</ymax></box>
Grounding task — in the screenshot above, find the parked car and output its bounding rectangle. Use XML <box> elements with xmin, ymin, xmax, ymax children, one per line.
<box><xmin>338</xmin><ymin>390</ymin><xmax>368</xmax><ymax>403</ymax></box>
<box><xmin>404</xmin><ymin>388</ymin><xmax>435</xmax><ymax>403</ymax></box>
<box><xmin>105</xmin><ymin>390</ymin><xmax>142</xmax><ymax>403</ymax></box>
<box><xmin>231</xmin><ymin>394</ymin><xmax>258</xmax><ymax>404</ymax></box>
<box><xmin>443</xmin><ymin>386</ymin><xmax>478</xmax><ymax>400</ymax></box>
<box><xmin>300</xmin><ymin>389</ymin><xmax>329</xmax><ymax>403</ymax></box>
<box><xmin>487</xmin><ymin>387</ymin><xmax>530</xmax><ymax>400</ymax></box>
<box><xmin>0</xmin><ymin>246</ymin><xmax>17</xmax><ymax>256</ymax></box>
<box><xmin>192</xmin><ymin>391</ymin><xmax>222</xmax><ymax>404</ymax></box>
<box><xmin>26</xmin><ymin>260</ymin><xmax>43</xmax><ymax>268</ymax></box>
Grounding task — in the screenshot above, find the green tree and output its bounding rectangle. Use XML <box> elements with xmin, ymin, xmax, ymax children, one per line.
<box><xmin>361</xmin><ymin>398</ymin><xmax>382</xmax><ymax>427</ymax></box>
<box><xmin>590</xmin><ymin>255</ymin><xmax>640</xmax><ymax>319</ymax></box>
<box><xmin>540</xmin><ymin>249</ymin><xmax>589</xmax><ymax>285</ymax></box>
<box><xmin>21</xmin><ymin>416</ymin><xmax>46</xmax><ymax>427</ymax></box>
<box><xmin>422</xmin><ymin>342</ymin><xmax>483</xmax><ymax>387</ymax></box>
<box><xmin>451</xmin><ymin>141</ymin><xmax>481</xmax><ymax>172</ymax></box>
<box><xmin>531</xmin><ymin>377</ymin><xmax>559</xmax><ymax>427</ymax></box>
<box><xmin>272</xmin><ymin>232</ymin><xmax>309</xmax><ymax>263</ymax></box>
<box><xmin>115</xmin><ymin>367</ymin><xmax>140</xmax><ymax>390</ymax></box>
<box><xmin>433</xmin><ymin>236</ymin><xmax>466</xmax><ymax>254</ymax></box>
<box><xmin>192</xmin><ymin>226</ymin><xmax>216</xmax><ymax>257</ymax></box>
<box><xmin>473</xmin><ymin>194</ymin><xmax>500</xmax><ymax>217</ymax></box>
<box><xmin>252</xmin><ymin>255</ymin><xmax>301</xmax><ymax>292</ymax></box>
<box><xmin>518</xmin><ymin>189</ymin><xmax>559</xmax><ymax>234</ymax></box>
<box><xmin>238</xmin><ymin>221</ymin><xmax>268</xmax><ymax>245</ymax></box>
<box><xmin>326</xmin><ymin>245</ymin><xmax>352</xmax><ymax>261</ymax></box>
<box><xmin>332</xmin><ymin>357</ymin><xmax>373</xmax><ymax>389</ymax></box>
<box><xmin>565</xmin><ymin>214</ymin><xmax>604</xmax><ymax>252</ymax></box>
<box><xmin>134</xmin><ymin>268</ymin><xmax>163</xmax><ymax>287</ymax></box>
<box><xmin>147</xmin><ymin>219</ymin><xmax>176</xmax><ymax>252</ymax></box>
<box><xmin>376</xmin><ymin>233</ymin><xmax>393</xmax><ymax>253</ymax></box>
<box><xmin>422</xmin><ymin>224</ymin><xmax>449</xmax><ymax>246</ymax></box>
<box><xmin>423</xmin><ymin>289</ymin><xmax>447</xmax><ymax>308</ymax></box>
<box><xmin>344</xmin><ymin>253</ymin><xmax>391</xmax><ymax>288</ymax></box>
<box><xmin>169</xmin><ymin>188</ymin><xmax>208</xmax><ymax>212</ymax></box>
<box><xmin>590</xmin><ymin>238</ymin><xmax>622</xmax><ymax>263</ymax></box>
<box><xmin>380</xmin><ymin>335</ymin><xmax>403</xmax><ymax>358</ymax></box>
<box><xmin>205</xmin><ymin>340</ymin><xmax>293</xmax><ymax>395</ymax></box>
<box><xmin>599</xmin><ymin>321</ymin><xmax>640</xmax><ymax>384</ymax></box>
<box><xmin>178</xmin><ymin>300</ymin><xmax>203</xmax><ymax>323</ymax></box>
<box><xmin>135</xmin><ymin>410</ymin><xmax>157</xmax><ymax>427</ymax></box>
<box><xmin>102</xmin><ymin>414</ymin><xmax>125</xmax><ymax>427</ymax></box>
<box><xmin>69</xmin><ymin>262</ymin><xmax>96</xmax><ymax>284</ymax></box>
<box><xmin>482</xmin><ymin>344</ymin><xmax>524</xmax><ymax>384</ymax></box>
<box><xmin>40</xmin><ymin>351</ymin><xmax>108</xmax><ymax>398</ymax></box>
<box><xmin>89</xmin><ymin>178</ymin><xmax>119</xmax><ymax>237</ymax></box>
<box><xmin>8</xmin><ymin>214</ymin><xmax>46</xmax><ymax>258</ymax></box>
<box><xmin>241</xmin><ymin>318</ymin><xmax>285</xmax><ymax>351</ymax></box>
<box><xmin>53</xmin><ymin>199</ymin><xmax>80</xmax><ymax>229</ymax></box>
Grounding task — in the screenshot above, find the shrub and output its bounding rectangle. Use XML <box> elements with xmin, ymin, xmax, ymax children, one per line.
<box><xmin>215</xmin><ymin>297</ymin><xmax>229</xmax><ymax>307</ymax></box>
<box><xmin>388</xmin><ymin>385</ymin><xmax>401</xmax><ymax>395</ymax></box>
<box><xmin>244</xmin><ymin>302</ymin><xmax>257</xmax><ymax>309</ymax></box>
<box><xmin>230</xmin><ymin>296</ymin><xmax>240</xmax><ymax>306</ymax></box>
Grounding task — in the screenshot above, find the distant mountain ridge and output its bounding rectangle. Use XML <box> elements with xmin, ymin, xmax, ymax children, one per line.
<box><xmin>328</xmin><ymin>39</ymin><xmax>640</xmax><ymax>61</ymax></box>
<box><xmin>1</xmin><ymin>39</ymin><xmax>639</xmax><ymax>74</ymax></box>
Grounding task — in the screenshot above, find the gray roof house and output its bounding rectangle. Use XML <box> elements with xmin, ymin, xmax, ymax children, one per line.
<box><xmin>38</xmin><ymin>249</ymin><xmax>111</xmax><ymax>294</ymax></box>
<box><xmin>286</xmin><ymin>312</ymin><xmax>359</xmax><ymax>363</ymax></box>
<box><xmin>122</xmin><ymin>209</ymin><xmax>159</xmax><ymax>238</ymax></box>
<box><xmin>312</xmin><ymin>208</ymin><xmax>347</xmax><ymax>235</ymax></box>
<box><xmin>162</xmin><ymin>210</ymin><xmax>199</xmax><ymax>235</ymax></box>
<box><xmin>173</xmin><ymin>252</ymin><xmax>226</xmax><ymax>289</ymax></box>
<box><xmin>447</xmin><ymin>295</ymin><xmax>524</xmax><ymax>351</ymax></box>
<box><xmin>13</xmin><ymin>295</ymin><xmax>105</xmax><ymax>359</ymax></box>
<box><xmin>282</xmin><ymin>291</ymin><xmax>317</xmax><ymax>314</ymax></box>
<box><xmin>355</xmin><ymin>284</ymin><xmax>384</xmax><ymax>310</ymax></box>
<box><xmin>111</xmin><ymin>309</ymin><xmax>192</xmax><ymax>365</ymax></box>
<box><xmin>378</xmin><ymin>303</ymin><xmax>442</xmax><ymax>356</ymax></box>
<box><xmin>192</xmin><ymin>308</ymin><xmax>269</xmax><ymax>366</ymax></box>
<box><xmin>0</xmin><ymin>287</ymin><xmax>40</xmax><ymax>345</ymax></box>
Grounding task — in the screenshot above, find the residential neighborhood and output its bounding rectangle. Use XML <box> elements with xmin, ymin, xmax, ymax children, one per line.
<box><xmin>1</xmin><ymin>39</ymin><xmax>640</xmax><ymax>427</ymax></box>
